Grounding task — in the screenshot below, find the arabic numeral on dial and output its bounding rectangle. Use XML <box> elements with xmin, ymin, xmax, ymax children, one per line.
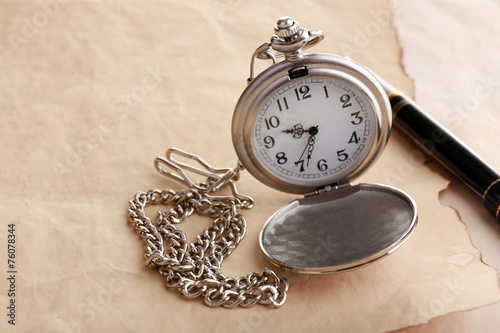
<box><xmin>295</xmin><ymin>160</ymin><xmax>305</xmax><ymax>172</ymax></box>
<box><xmin>265</xmin><ymin>116</ymin><xmax>280</xmax><ymax>130</ymax></box>
<box><xmin>294</xmin><ymin>85</ymin><xmax>311</xmax><ymax>101</ymax></box>
<box><xmin>340</xmin><ymin>94</ymin><xmax>352</xmax><ymax>108</ymax></box>
<box><xmin>263</xmin><ymin>136</ymin><xmax>275</xmax><ymax>149</ymax></box>
<box><xmin>323</xmin><ymin>85</ymin><xmax>329</xmax><ymax>98</ymax></box>
<box><xmin>350</xmin><ymin>111</ymin><xmax>363</xmax><ymax>125</ymax></box>
<box><xmin>276</xmin><ymin>97</ymin><xmax>289</xmax><ymax>111</ymax></box>
<box><xmin>337</xmin><ymin>149</ymin><xmax>348</xmax><ymax>162</ymax></box>
<box><xmin>317</xmin><ymin>159</ymin><xmax>328</xmax><ymax>171</ymax></box>
<box><xmin>276</xmin><ymin>152</ymin><xmax>287</xmax><ymax>164</ymax></box>
<box><xmin>348</xmin><ymin>131</ymin><xmax>360</xmax><ymax>144</ymax></box>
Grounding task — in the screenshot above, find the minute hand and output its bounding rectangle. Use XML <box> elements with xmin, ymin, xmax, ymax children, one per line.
<box><xmin>305</xmin><ymin>135</ymin><xmax>316</xmax><ymax>167</ymax></box>
<box><xmin>295</xmin><ymin>126</ymin><xmax>319</xmax><ymax>171</ymax></box>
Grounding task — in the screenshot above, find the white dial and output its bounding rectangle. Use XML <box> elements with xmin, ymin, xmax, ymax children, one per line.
<box><xmin>232</xmin><ymin>54</ymin><xmax>390</xmax><ymax>194</ymax></box>
<box><xmin>251</xmin><ymin>74</ymin><xmax>377</xmax><ymax>187</ymax></box>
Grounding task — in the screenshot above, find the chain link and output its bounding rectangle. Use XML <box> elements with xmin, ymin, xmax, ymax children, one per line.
<box><xmin>127</xmin><ymin>149</ymin><xmax>288</xmax><ymax>308</ymax></box>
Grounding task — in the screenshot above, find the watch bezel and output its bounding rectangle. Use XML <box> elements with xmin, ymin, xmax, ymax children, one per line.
<box><xmin>232</xmin><ymin>53</ymin><xmax>391</xmax><ymax>194</ymax></box>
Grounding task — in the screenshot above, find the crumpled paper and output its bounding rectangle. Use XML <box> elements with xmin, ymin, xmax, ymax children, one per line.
<box><xmin>0</xmin><ymin>1</ymin><xmax>498</xmax><ymax>332</ymax></box>
<box><xmin>391</xmin><ymin>0</ymin><xmax>500</xmax><ymax>330</ymax></box>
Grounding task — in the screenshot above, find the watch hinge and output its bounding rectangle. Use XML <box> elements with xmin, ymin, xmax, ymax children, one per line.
<box><xmin>304</xmin><ymin>181</ymin><xmax>352</xmax><ymax>197</ymax></box>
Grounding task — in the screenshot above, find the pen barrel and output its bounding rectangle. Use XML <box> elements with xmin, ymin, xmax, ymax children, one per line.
<box><xmin>390</xmin><ymin>94</ymin><xmax>500</xmax><ymax>221</ymax></box>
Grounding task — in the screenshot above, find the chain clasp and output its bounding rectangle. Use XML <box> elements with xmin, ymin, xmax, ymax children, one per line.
<box><xmin>154</xmin><ymin>148</ymin><xmax>253</xmax><ymax>208</ymax></box>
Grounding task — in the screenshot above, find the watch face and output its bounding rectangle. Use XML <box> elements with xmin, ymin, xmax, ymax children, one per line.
<box><xmin>232</xmin><ymin>54</ymin><xmax>390</xmax><ymax>193</ymax></box>
<box><xmin>251</xmin><ymin>74</ymin><xmax>377</xmax><ymax>187</ymax></box>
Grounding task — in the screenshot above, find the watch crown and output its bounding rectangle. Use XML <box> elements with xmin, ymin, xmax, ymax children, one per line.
<box><xmin>274</xmin><ymin>16</ymin><xmax>300</xmax><ymax>39</ymax></box>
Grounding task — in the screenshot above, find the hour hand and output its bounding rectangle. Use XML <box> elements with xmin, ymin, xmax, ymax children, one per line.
<box><xmin>282</xmin><ymin>124</ymin><xmax>306</xmax><ymax>138</ymax></box>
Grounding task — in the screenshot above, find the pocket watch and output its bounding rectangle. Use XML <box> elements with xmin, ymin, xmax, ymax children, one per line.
<box><xmin>232</xmin><ymin>17</ymin><xmax>417</xmax><ymax>273</ymax></box>
<box><xmin>127</xmin><ymin>17</ymin><xmax>418</xmax><ymax>308</ymax></box>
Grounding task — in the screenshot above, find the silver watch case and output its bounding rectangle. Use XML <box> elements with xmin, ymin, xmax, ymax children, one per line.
<box><xmin>232</xmin><ymin>53</ymin><xmax>391</xmax><ymax>194</ymax></box>
<box><xmin>232</xmin><ymin>53</ymin><xmax>417</xmax><ymax>273</ymax></box>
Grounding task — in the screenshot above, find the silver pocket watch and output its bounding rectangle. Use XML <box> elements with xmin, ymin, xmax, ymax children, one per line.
<box><xmin>129</xmin><ymin>16</ymin><xmax>418</xmax><ymax>309</ymax></box>
<box><xmin>232</xmin><ymin>17</ymin><xmax>417</xmax><ymax>273</ymax></box>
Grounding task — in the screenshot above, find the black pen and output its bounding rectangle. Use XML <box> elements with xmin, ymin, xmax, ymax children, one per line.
<box><xmin>375</xmin><ymin>75</ymin><xmax>500</xmax><ymax>222</ymax></box>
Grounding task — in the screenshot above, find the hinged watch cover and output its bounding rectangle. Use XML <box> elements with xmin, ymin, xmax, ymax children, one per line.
<box><xmin>259</xmin><ymin>183</ymin><xmax>417</xmax><ymax>273</ymax></box>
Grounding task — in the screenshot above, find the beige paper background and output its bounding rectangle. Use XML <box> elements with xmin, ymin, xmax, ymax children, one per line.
<box><xmin>0</xmin><ymin>0</ymin><xmax>499</xmax><ymax>332</ymax></box>
<box><xmin>391</xmin><ymin>0</ymin><xmax>500</xmax><ymax>331</ymax></box>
